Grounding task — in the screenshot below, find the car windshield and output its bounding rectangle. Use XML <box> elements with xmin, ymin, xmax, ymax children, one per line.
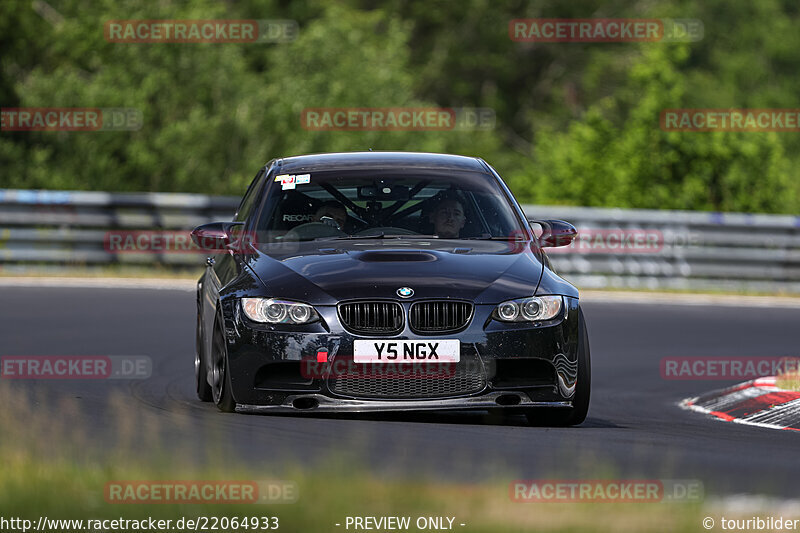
<box><xmin>253</xmin><ymin>169</ymin><xmax>525</xmax><ymax>242</ymax></box>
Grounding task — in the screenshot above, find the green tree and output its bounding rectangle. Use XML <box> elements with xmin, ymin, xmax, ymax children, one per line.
<box><xmin>512</xmin><ymin>45</ymin><xmax>797</xmax><ymax>213</ymax></box>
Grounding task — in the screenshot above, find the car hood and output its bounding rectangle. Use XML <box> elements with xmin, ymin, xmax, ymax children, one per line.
<box><xmin>244</xmin><ymin>239</ymin><xmax>544</xmax><ymax>305</ymax></box>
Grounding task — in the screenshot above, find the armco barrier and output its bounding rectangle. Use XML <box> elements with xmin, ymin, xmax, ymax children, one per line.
<box><xmin>523</xmin><ymin>205</ymin><xmax>800</xmax><ymax>293</ymax></box>
<box><xmin>0</xmin><ymin>189</ymin><xmax>239</xmax><ymax>267</ymax></box>
<box><xmin>0</xmin><ymin>189</ymin><xmax>798</xmax><ymax>293</ymax></box>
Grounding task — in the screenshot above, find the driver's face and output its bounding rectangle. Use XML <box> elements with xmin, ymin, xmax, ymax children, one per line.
<box><xmin>430</xmin><ymin>200</ymin><xmax>466</xmax><ymax>238</ymax></box>
<box><xmin>315</xmin><ymin>206</ymin><xmax>347</xmax><ymax>228</ymax></box>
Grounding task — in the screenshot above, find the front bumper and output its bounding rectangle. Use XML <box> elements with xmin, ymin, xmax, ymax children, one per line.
<box><xmin>222</xmin><ymin>296</ymin><xmax>581</xmax><ymax>412</ymax></box>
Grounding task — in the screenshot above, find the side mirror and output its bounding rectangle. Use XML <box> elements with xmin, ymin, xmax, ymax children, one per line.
<box><xmin>191</xmin><ymin>222</ymin><xmax>243</xmax><ymax>251</ymax></box>
<box><xmin>529</xmin><ymin>219</ymin><xmax>577</xmax><ymax>247</ymax></box>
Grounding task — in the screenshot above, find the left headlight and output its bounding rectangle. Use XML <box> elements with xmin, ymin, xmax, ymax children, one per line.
<box><xmin>493</xmin><ymin>296</ymin><xmax>563</xmax><ymax>322</ymax></box>
<box><xmin>241</xmin><ymin>298</ymin><xmax>319</xmax><ymax>324</ymax></box>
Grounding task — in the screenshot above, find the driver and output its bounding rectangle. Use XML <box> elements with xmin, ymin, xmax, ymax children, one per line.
<box><xmin>314</xmin><ymin>200</ymin><xmax>347</xmax><ymax>230</ymax></box>
<box><xmin>429</xmin><ymin>197</ymin><xmax>466</xmax><ymax>238</ymax></box>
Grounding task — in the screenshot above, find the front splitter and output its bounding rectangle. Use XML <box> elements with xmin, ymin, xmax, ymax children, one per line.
<box><xmin>236</xmin><ymin>391</ymin><xmax>572</xmax><ymax>414</ymax></box>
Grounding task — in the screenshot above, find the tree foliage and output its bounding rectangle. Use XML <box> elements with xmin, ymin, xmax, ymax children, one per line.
<box><xmin>1</xmin><ymin>0</ymin><xmax>798</xmax><ymax>213</ymax></box>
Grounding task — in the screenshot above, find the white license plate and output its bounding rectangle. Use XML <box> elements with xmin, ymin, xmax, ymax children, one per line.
<box><xmin>353</xmin><ymin>340</ymin><xmax>460</xmax><ymax>363</ymax></box>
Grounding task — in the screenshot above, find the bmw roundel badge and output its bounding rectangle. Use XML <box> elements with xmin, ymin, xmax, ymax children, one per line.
<box><xmin>397</xmin><ymin>287</ymin><xmax>414</xmax><ymax>298</ymax></box>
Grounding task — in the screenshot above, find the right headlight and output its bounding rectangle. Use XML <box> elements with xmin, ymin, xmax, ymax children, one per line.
<box><xmin>241</xmin><ymin>298</ymin><xmax>319</xmax><ymax>324</ymax></box>
<box><xmin>493</xmin><ymin>296</ymin><xmax>563</xmax><ymax>322</ymax></box>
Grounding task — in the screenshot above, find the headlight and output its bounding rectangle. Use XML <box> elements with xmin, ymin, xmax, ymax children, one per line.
<box><xmin>493</xmin><ymin>296</ymin><xmax>563</xmax><ymax>322</ymax></box>
<box><xmin>241</xmin><ymin>298</ymin><xmax>319</xmax><ymax>324</ymax></box>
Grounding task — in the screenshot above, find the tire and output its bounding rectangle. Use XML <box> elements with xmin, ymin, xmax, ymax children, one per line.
<box><xmin>195</xmin><ymin>313</ymin><xmax>212</xmax><ymax>402</ymax></box>
<box><xmin>211</xmin><ymin>314</ymin><xmax>236</xmax><ymax>413</ymax></box>
<box><xmin>526</xmin><ymin>307</ymin><xmax>591</xmax><ymax>427</ymax></box>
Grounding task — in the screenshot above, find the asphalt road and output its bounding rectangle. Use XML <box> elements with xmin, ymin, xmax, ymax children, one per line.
<box><xmin>1</xmin><ymin>285</ymin><xmax>799</xmax><ymax>498</ymax></box>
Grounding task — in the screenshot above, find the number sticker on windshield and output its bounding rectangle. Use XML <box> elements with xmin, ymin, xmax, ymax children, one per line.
<box><xmin>275</xmin><ymin>173</ymin><xmax>311</xmax><ymax>190</ymax></box>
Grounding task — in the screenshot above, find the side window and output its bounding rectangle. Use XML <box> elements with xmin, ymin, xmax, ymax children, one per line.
<box><xmin>234</xmin><ymin>168</ymin><xmax>266</xmax><ymax>223</ymax></box>
<box><xmin>472</xmin><ymin>193</ymin><xmax>505</xmax><ymax>236</ymax></box>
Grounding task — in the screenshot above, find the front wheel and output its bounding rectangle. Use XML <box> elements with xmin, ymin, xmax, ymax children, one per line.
<box><xmin>211</xmin><ymin>315</ymin><xmax>236</xmax><ymax>413</ymax></box>
<box><xmin>195</xmin><ymin>313</ymin><xmax>212</xmax><ymax>402</ymax></box>
<box><xmin>526</xmin><ymin>306</ymin><xmax>591</xmax><ymax>427</ymax></box>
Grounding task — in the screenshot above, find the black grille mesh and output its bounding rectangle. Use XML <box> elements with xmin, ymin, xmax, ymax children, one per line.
<box><xmin>410</xmin><ymin>301</ymin><xmax>472</xmax><ymax>333</ymax></box>
<box><xmin>338</xmin><ymin>302</ymin><xmax>403</xmax><ymax>335</ymax></box>
<box><xmin>328</xmin><ymin>353</ymin><xmax>486</xmax><ymax>399</ymax></box>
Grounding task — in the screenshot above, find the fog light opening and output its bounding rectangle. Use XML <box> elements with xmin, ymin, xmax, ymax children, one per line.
<box><xmin>495</xmin><ymin>394</ymin><xmax>521</xmax><ymax>406</ymax></box>
<box><xmin>292</xmin><ymin>397</ymin><xmax>319</xmax><ymax>410</ymax></box>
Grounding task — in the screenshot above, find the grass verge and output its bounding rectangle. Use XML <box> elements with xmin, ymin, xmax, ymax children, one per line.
<box><xmin>0</xmin><ymin>382</ymin><xmax>716</xmax><ymax>533</ymax></box>
<box><xmin>0</xmin><ymin>447</ymin><xmax>711</xmax><ymax>533</ymax></box>
<box><xmin>776</xmin><ymin>370</ymin><xmax>800</xmax><ymax>391</ymax></box>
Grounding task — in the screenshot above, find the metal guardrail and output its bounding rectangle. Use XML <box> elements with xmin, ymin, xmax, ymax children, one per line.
<box><xmin>0</xmin><ymin>189</ymin><xmax>239</xmax><ymax>267</ymax></box>
<box><xmin>524</xmin><ymin>205</ymin><xmax>800</xmax><ymax>293</ymax></box>
<box><xmin>0</xmin><ymin>189</ymin><xmax>798</xmax><ymax>293</ymax></box>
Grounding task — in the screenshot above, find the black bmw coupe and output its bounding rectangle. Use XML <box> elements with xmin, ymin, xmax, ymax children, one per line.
<box><xmin>193</xmin><ymin>151</ymin><xmax>590</xmax><ymax>426</ymax></box>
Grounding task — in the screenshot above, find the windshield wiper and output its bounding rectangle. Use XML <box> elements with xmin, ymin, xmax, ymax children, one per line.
<box><xmin>311</xmin><ymin>234</ymin><xmax>523</xmax><ymax>242</ymax></box>
<box><xmin>326</xmin><ymin>233</ymin><xmax>386</xmax><ymax>240</ymax></box>
<box><xmin>312</xmin><ymin>233</ymin><xmax>390</xmax><ymax>241</ymax></box>
<box><xmin>463</xmin><ymin>234</ymin><xmax>525</xmax><ymax>241</ymax></box>
<box><xmin>315</xmin><ymin>233</ymin><xmax>441</xmax><ymax>241</ymax></box>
